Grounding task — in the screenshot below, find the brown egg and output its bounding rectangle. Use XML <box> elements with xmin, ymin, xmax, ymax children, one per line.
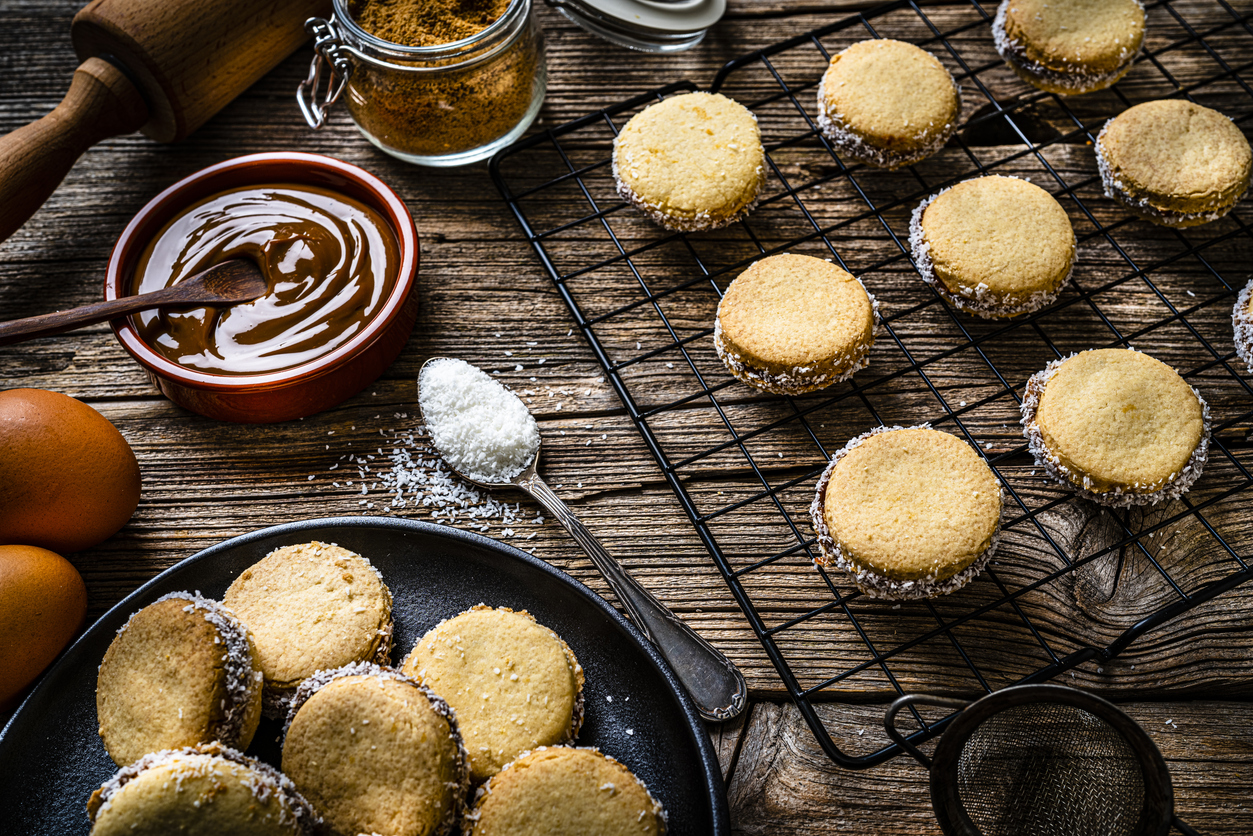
<box><xmin>0</xmin><ymin>545</ymin><xmax>88</xmax><ymax>709</ymax></box>
<box><xmin>0</xmin><ymin>389</ymin><xmax>141</xmax><ymax>554</ymax></box>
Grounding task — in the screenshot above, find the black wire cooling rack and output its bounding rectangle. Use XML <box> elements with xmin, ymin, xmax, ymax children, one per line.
<box><xmin>489</xmin><ymin>0</ymin><xmax>1253</xmax><ymax>768</ymax></box>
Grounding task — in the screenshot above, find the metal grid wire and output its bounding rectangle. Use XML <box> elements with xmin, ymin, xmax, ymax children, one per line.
<box><xmin>490</xmin><ymin>0</ymin><xmax>1253</xmax><ymax>768</ymax></box>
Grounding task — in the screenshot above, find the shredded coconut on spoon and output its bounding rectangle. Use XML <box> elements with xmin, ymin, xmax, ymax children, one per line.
<box><xmin>418</xmin><ymin>358</ymin><xmax>540</xmax><ymax>484</ymax></box>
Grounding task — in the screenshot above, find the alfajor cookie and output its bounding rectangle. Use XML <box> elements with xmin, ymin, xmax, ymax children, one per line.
<box><xmin>993</xmin><ymin>0</ymin><xmax>1146</xmax><ymax>95</ymax></box>
<box><xmin>1096</xmin><ymin>100</ymin><xmax>1252</xmax><ymax>227</ymax></box>
<box><xmin>714</xmin><ymin>253</ymin><xmax>878</xmax><ymax>394</ymax></box>
<box><xmin>224</xmin><ymin>541</ymin><xmax>394</xmax><ymax>718</ymax></box>
<box><xmin>87</xmin><ymin>742</ymin><xmax>317</xmax><ymax>836</ymax></box>
<box><xmin>401</xmin><ymin>605</ymin><xmax>584</xmax><ymax>783</ymax></box>
<box><xmin>1234</xmin><ymin>278</ymin><xmax>1253</xmax><ymax>374</ymax></box>
<box><xmin>96</xmin><ymin>591</ymin><xmax>263</xmax><ymax>767</ymax></box>
<box><xmin>612</xmin><ymin>91</ymin><xmax>766</xmax><ymax>232</ymax></box>
<box><xmin>910</xmin><ymin>175</ymin><xmax>1076</xmax><ymax>318</ymax></box>
<box><xmin>1021</xmin><ymin>348</ymin><xmax>1210</xmax><ymax>506</ymax></box>
<box><xmin>817</xmin><ymin>39</ymin><xmax>961</xmax><ymax>169</ymax></box>
<box><xmin>465</xmin><ymin>746</ymin><xmax>666</xmax><ymax>836</ymax></box>
<box><xmin>282</xmin><ymin>662</ymin><xmax>469</xmax><ymax>836</ymax></box>
<box><xmin>810</xmin><ymin>426</ymin><xmax>1002</xmax><ymax>600</ymax></box>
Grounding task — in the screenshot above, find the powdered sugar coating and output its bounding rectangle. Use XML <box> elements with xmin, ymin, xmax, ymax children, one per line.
<box><xmin>1233</xmin><ymin>280</ymin><xmax>1253</xmax><ymax>374</ymax></box>
<box><xmin>992</xmin><ymin>1</ymin><xmax>1144</xmax><ymax>95</ymax></box>
<box><xmin>1020</xmin><ymin>351</ymin><xmax>1211</xmax><ymax>507</ymax></box>
<box><xmin>151</xmin><ymin>591</ymin><xmax>262</xmax><ymax>748</ymax></box>
<box><xmin>815</xmin><ymin>61</ymin><xmax>961</xmax><ymax>170</ymax></box>
<box><xmin>464</xmin><ymin>746</ymin><xmax>668</xmax><ymax>834</ymax></box>
<box><xmin>1095</xmin><ymin>127</ymin><xmax>1247</xmax><ymax>227</ymax></box>
<box><xmin>908</xmin><ymin>181</ymin><xmax>1070</xmax><ymax>318</ymax></box>
<box><xmin>712</xmin><ymin>274</ymin><xmax>880</xmax><ymax>395</ymax></box>
<box><xmin>284</xmin><ymin>661</ymin><xmax>471</xmax><ymax>835</ymax></box>
<box><xmin>88</xmin><ymin>742</ymin><xmax>318</xmax><ymax>833</ymax></box>
<box><xmin>808</xmin><ymin>425</ymin><xmax>1002</xmax><ymax>600</ymax></box>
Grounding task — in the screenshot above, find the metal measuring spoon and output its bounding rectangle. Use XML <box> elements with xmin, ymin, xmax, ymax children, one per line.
<box><xmin>418</xmin><ymin>357</ymin><xmax>747</xmax><ymax>722</ymax></box>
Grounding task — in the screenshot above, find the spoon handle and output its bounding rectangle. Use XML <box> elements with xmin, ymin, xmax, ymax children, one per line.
<box><xmin>517</xmin><ymin>471</ymin><xmax>747</xmax><ymax>722</ymax></box>
<box><xmin>0</xmin><ymin>286</ymin><xmax>189</xmax><ymax>347</ymax></box>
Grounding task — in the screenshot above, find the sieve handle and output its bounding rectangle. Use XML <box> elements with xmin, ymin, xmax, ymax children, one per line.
<box><xmin>884</xmin><ymin>693</ymin><xmax>971</xmax><ymax>769</ymax></box>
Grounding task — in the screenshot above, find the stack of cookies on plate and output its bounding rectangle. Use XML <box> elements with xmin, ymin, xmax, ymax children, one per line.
<box><xmin>88</xmin><ymin>541</ymin><xmax>666</xmax><ymax>836</ymax></box>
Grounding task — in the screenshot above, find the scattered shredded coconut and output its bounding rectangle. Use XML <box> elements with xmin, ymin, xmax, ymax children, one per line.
<box><xmin>1019</xmin><ymin>350</ymin><xmax>1211</xmax><ymax>507</ymax></box>
<box><xmin>419</xmin><ymin>358</ymin><xmax>540</xmax><ymax>484</ymax></box>
<box><xmin>87</xmin><ymin>742</ymin><xmax>317</xmax><ymax>831</ymax></box>
<box><xmin>992</xmin><ymin>1</ymin><xmax>1144</xmax><ymax>95</ymax></box>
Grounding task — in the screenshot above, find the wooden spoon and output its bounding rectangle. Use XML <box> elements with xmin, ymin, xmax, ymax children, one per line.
<box><xmin>0</xmin><ymin>259</ymin><xmax>267</xmax><ymax>347</ymax></box>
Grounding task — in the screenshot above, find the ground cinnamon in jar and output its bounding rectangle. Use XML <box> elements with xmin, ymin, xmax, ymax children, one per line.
<box><xmin>343</xmin><ymin>0</ymin><xmax>542</xmax><ymax>161</ymax></box>
<box><xmin>350</xmin><ymin>0</ymin><xmax>510</xmax><ymax>46</ymax></box>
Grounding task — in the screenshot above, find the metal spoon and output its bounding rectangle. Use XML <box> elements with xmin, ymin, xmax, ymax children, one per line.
<box><xmin>0</xmin><ymin>259</ymin><xmax>267</xmax><ymax>347</ymax></box>
<box><xmin>418</xmin><ymin>357</ymin><xmax>747</xmax><ymax>722</ymax></box>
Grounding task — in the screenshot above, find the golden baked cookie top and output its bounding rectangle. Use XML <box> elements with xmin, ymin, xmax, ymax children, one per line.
<box><xmin>224</xmin><ymin>541</ymin><xmax>392</xmax><ymax>688</ymax></box>
<box><xmin>402</xmin><ymin>605</ymin><xmax>584</xmax><ymax>782</ymax></box>
<box><xmin>1033</xmin><ymin>349</ymin><xmax>1206</xmax><ymax>491</ymax></box>
<box><xmin>88</xmin><ymin>744</ymin><xmax>314</xmax><ymax>836</ymax></box>
<box><xmin>96</xmin><ymin>592</ymin><xmax>262</xmax><ymax>767</ymax></box>
<box><xmin>918</xmin><ymin>176</ymin><xmax>1075</xmax><ymax>299</ymax></box>
<box><xmin>717</xmin><ymin>254</ymin><xmax>875</xmax><ymax>370</ymax></box>
<box><xmin>819</xmin><ymin>39</ymin><xmax>960</xmax><ymax>149</ymax></box>
<box><xmin>282</xmin><ymin>665</ymin><xmax>467</xmax><ymax>836</ymax></box>
<box><xmin>613</xmin><ymin>92</ymin><xmax>764</xmax><ymax>221</ymax></box>
<box><xmin>1000</xmin><ymin>0</ymin><xmax>1146</xmax><ymax>75</ymax></box>
<box><xmin>467</xmin><ymin>747</ymin><xmax>665</xmax><ymax>836</ymax></box>
<box><xmin>1099</xmin><ymin>100</ymin><xmax>1252</xmax><ymax>212</ymax></box>
<box><xmin>822</xmin><ymin>427</ymin><xmax>1001</xmax><ymax>581</ymax></box>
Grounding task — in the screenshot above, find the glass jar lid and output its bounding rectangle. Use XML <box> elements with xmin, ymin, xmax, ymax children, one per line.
<box><xmin>547</xmin><ymin>0</ymin><xmax>725</xmax><ymax>52</ymax></box>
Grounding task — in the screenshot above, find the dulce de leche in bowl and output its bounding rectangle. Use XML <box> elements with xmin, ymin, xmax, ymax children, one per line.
<box><xmin>106</xmin><ymin>153</ymin><xmax>419</xmax><ymax>423</ymax></box>
<box><xmin>131</xmin><ymin>184</ymin><xmax>399</xmax><ymax>375</ymax></box>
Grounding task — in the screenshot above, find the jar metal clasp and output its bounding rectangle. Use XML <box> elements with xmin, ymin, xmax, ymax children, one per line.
<box><xmin>297</xmin><ymin>17</ymin><xmax>353</xmax><ymax>129</ymax></box>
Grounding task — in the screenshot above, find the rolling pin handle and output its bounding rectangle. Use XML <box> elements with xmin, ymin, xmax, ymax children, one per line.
<box><xmin>0</xmin><ymin>56</ymin><xmax>148</xmax><ymax>245</ymax></box>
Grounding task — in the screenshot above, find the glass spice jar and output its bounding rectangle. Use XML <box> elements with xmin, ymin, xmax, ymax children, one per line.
<box><xmin>298</xmin><ymin>0</ymin><xmax>546</xmax><ymax>167</ymax></box>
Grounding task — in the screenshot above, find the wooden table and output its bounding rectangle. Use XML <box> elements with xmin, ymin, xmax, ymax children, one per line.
<box><xmin>3</xmin><ymin>0</ymin><xmax>1252</xmax><ymax>832</ymax></box>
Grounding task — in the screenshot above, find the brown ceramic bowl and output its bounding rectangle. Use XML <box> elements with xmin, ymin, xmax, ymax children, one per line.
<box><xmin>106</xmin><ymin>152</ymin><xmax>419</xmax><ymax>423</ymax></box>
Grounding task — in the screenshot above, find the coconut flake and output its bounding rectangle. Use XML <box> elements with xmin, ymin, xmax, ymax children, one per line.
<box><xmin>815</xmin><ymin>53</ymin><xmax>961</xmax><ymax>170</ymax></box>
<box><xmin>418</xmin><ymin>358</ymin><xmax>539</xmax><ymax>484</ymax></box>
<box><xmin>714</xmin><ymin>276</ymin><xmax>879</xmax><ymax>395</ymax></box>
<box><xmin>1095</xmin><ymin>126</ymin><xmax>1246</xmax><ymax>227</ymax></box>
<box><xmin>992</xmin><ymin>0</ymin><xmax>1144</xmax><ymax>95</ymax></box>
<box><xmin>88</xmin><ymin>742</ymin><xmax>318</xmax><ymax>832</ymax></box>
<box><xmin>147</xmin><ymin>592</ymin><xmax>260</xmax><ymax>748</ymax></box>
<box><xmin>808</xmin><ymin>425</ymin><xmax>1003</xmax><ymax>600</ymax></box>
<box><xmin>1232</xmin><ymin>280</ymin><xmax>1253</xmax><ymax>374</ymax></box>
<box><xmin>1019</xmin><ymin>351</ymin><xmax>1211</xmax><ymax>507</ymax></box>
<box><xmin>284</xmin><ymin>662</ymin><xmax>471</xmax><ymax>835</ymax></box>
<box><xmin>908</xmin><ymin>180</ymin><xmax>1070</xmax><ymax>318</ymax></box>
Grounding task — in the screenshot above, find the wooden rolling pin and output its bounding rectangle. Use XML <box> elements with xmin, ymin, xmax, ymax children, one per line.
<box><xmin>0</xmin><ymin>0</ymin><xmax>330</xmax><ymax>245</ymax></box>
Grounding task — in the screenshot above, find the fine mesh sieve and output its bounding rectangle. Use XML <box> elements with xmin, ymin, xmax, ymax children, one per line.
<box><xmin>884</xmin><ymin>684</ymin><xmax>1201</xmax><ymax>836</ymax></box>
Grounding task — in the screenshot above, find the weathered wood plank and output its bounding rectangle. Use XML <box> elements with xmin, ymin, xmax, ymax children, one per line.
<box><xmin>710</xmin><ymin>703</ymin><xmax>754</xmax><ymax>782</ymax></box>
<box><xmin>729</xmin><ymin>700</ymin><xmax>1253</xmax><ymax>835</ymax></box>
<box><xmin>1</xmin><ymin>0</ymin><xmax>1252</xmax><ymax>703</ymax></box>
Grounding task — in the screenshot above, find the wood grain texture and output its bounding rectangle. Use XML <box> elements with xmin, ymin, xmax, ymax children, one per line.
<box><xmin>1</xmin><ymin>2</ymin><xmax>1253</xmax><ymax>826</ymax></box>
<box><xmin>1</xmin><ymin>0</ymin><xmax>1251</xmax><ymax>701</ymax></box>
<box><xmin>729</xmin><ymin>700</ymin><xmax>1253</xmax><ymax>835</ymax></box>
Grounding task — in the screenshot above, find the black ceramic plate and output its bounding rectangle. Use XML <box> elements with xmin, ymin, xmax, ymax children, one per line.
<box><xmin>0</xmin><ymin>517</ymin><xmax>727</xmax><ymax>835</ymax></box>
